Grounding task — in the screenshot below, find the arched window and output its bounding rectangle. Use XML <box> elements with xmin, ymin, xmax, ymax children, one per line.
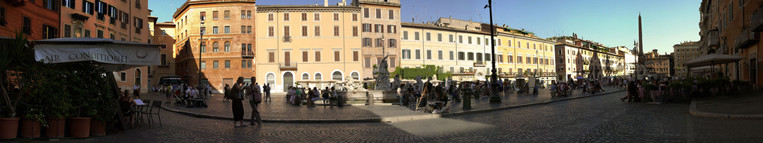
<box><xmin>302</xmin><ymin>73</ymin><xmax>309</xmax><ymax>80</ymax></box>
<box><xmin>332</xmin><ymin>71</ymin><xmax>342</xmax><ymax>81</ymax></box>
<box><xmin>351</xmin><ymin>72</ymin><xmax>359</xmax><ymax>80</ymax></box>
<box><xmin>224</xmin><ymin>41</ymin><xmax>230</xmax><ymax>52</ymax></box>
<box><xmin>213</xmin><ymin>42</ymin><xmax>219</xmax><ymax>52</ymax></box>
<box><xmin>315</xmin><ymin>73</ymin><xmax>322</xmax><ymax>81</ymax></box>
<box><xmin>266</xmin><ymin>73</ymin><xmax>275</xmax><ymax>85</ymax></box>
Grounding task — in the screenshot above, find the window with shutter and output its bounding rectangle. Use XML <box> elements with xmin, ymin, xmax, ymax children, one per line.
<box><xmin>352</xmin><ymin>26</ymin><xmax>358</xmax><ymax>37</ymax></box>
<box><xmin>302</xmin><ymin>26</ymin><xmax>307</xmax><ymax>36</ymax></box>
<box><xmin>353</xmin><ymin>51</ymin><xmax>359</xmax><ymax>61</ymax></box>
<box><xmin>268</xmin><ymin>26</ymin><xmax>274</xmax><ymax>37</ymax></box>
<box><xmin>269</xmin><ymin>52</ymin><xmax>275</xmax><ymax>63</ymax></box>
<box><xmin>303</xmin><ymin>51</ymin><xmax>308</xmax><ymax>62</ymax></box>
<box><xmin>389</xmin><ymin>10</ymin><xmax>394</xmax><ymax>19</ymax></box>
<box><xmin>334</xmin><ymin>51</ymin><xmax>340</xmax><ymax>61</ymax></box>
<box><xmin>334</xmin><ymin>26</ymin><xmax>339</xmax><ymax>36</ymax></box>
<box><xmin>315</xmin><ymin>51</ymin><xmax>321</xmax><ymax>62</ymax></box>
<box><xmin>314</xmin><ymin>26</ymin><xmax>320</xmax><ymax>36</ymax></box>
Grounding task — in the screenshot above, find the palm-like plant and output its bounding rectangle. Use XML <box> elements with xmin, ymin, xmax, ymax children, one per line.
<box><xmin>1</xmin><ymin>32</ymin><xmax>35</xmax><ymax>118</ymax></box>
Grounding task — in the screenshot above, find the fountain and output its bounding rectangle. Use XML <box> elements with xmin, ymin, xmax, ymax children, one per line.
<box><xmin>367</xmin><ymin>55</ymin><xmax>401</xmax><ymax>103</ymax></box>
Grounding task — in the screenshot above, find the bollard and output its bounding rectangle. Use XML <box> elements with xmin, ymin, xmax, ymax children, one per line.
<box><xmin>366</xmin><ymin>92</ymin><xmax>374</xmax><ymax>105</ymax></box>
<box><xmin>462</xmin><ymin>90</ymin><xmax>471</xmax><ymax>110</ymax></box>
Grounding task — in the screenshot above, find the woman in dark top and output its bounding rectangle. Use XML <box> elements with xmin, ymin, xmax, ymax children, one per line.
<box><xmin>231</xmin><ymin>77</ymin><xmax>246</xmax><ymax>127</ymax></box>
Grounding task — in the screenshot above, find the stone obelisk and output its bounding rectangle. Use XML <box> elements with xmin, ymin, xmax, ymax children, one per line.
<box><xmin>638</xmin><ymin>13</ymin><xmax>644</xmax><ymax>65</ymax></box>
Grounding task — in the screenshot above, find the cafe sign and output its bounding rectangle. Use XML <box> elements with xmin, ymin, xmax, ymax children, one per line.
<box><xmin>34</xmin><ymin>38</ymin><xmax>160</xmax><ymax>66</ymax></box>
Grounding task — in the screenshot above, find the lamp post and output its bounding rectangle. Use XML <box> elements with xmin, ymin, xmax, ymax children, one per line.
<box><xmin>485</xmin><ymin>0</ymin><xmax>500</xmax><ymax>103</ymax></box>
<box><xmin>198</xmin><ymin>19</ymin><xmax>205</xmax><ymax>87</ymax></box>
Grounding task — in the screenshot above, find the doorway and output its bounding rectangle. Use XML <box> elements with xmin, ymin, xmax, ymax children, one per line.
<box><xmin>283</xmin><ymin>72</ymin><xmax>293</xmax><ymax>92</ymax></box>
<box><xmin>135</xmin><ymin>69</ymin><xmax>142</xmax><ymax>89</ymax></box>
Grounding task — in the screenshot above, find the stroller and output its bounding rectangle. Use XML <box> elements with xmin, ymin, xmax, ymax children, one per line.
<box><xmin>174</xmin><ymin>94</ymin><xmax>187</xmax><ymax>106</ymax></box>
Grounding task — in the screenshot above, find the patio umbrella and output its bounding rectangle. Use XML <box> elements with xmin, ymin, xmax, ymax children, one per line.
<box><xmin>685</xmin><ymin>54</ymin><xmax>743</xmax><ymax>68</ymax></box>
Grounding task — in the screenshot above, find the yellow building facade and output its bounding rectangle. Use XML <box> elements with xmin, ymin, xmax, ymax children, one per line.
<box><xmin>400</xmin><ymin>22</ymin><xmax>490</xmax><ymax>81</ymax></box>
<box><xmin>255</xmin><ymin>5</ymin><xmax>363</xmax><ymax>92</ymax></box>
<box><xmin>492</xmin><ymin>26</ymin><xmax>557</xmax><ymax>84</ymax></box>
<box><xmin>400</xmin><ymin>18</ymin><xmax>557</xmax><ymax>84</ymax></box>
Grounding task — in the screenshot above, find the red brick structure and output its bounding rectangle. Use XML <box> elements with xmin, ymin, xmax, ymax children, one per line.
<box><xmin>0</xmin><ymin>0</ymin><xmax>60</xmax><ymax>40</ymax></box>
<box><xmin>174</xmin><ymin>0</ymin><xmax>256</xmax><ymax>92</ymax></box>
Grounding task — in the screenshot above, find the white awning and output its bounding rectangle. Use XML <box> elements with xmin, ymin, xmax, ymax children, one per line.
<box><xmin>33</xmin><ymin>38</ymin><xmax>161</xmax><ymax>71</ymax></box>
<box><xmin>685</xmin><ymin>54</ymin><xmax>743</xmax><ymax>68</ymax></box>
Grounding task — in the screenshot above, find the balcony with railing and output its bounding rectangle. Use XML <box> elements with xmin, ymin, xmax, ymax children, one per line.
<box><xmin>283</xmin><ymin>36</ymin><xmax>292</xmax><ymax>43</ymax></box>
<box><xmin>241</xmin><ymin>50</ymin><xmax>254</xmax><ymax>58</ymax></box>
<box><xmin>473</xmin><ymin>61</ymin><xmax>486</xmax><ymax>67</ymax></box>
<box><xmin>734</xmin><ymin>28</ymin><xmax>758</xmax><ymax>49</ymax></box>
<box><xmin>753</xmin><ymin>6</ymin><xmax>763</xmax><ymax>32</ymax></box>
<box><xmin>279</xmin><ymin>62</ymin><xmax>297</xmax><ymax>70</ymax></box>
<box><xmin>453</xmin><ymin>69</ymin><xmax>476</xmax><ymax>76</ymax></box>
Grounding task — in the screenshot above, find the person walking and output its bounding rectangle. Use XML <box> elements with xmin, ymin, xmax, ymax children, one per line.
<box><xmin>230</xmin><ymin>77</ymin><xmax>246</xmax><ymax>127</ymax></box>
<box><xmin>223</xmin><ymin>84</ymin><xmax>230</xmax><ymax>103</ymax></box>
<box><xmin>263</xmin><ymin>83</ymin><xmax>271</xmax><ymax>102</ymax></box>
<box><xmin>248</xmin><ymin>77</ymin><xmax>263</xmax><ymax>126</ymax></box>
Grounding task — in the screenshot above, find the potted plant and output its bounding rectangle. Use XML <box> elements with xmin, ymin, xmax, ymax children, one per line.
<box><xmin>90</xmin><ymin>72</ymin><xmax>117</xmax><ymax>137</ymax></box>
<box><xmin>19</xmin><ymin>107</ymin><xmax>44</xmax><ymax>138</ymax></box>
<box><xmin>66</xmin><ymin>63</ymin><xmax>103</xmax><ymax>138</ymax></box>
<box><xmin>0</xmin><ymin>32</ymin><xmax>35</xmax><ymax>139</ymax></box>
<box><xmin>38</xmin><ymin>69</ymin><xmax>72</xmax><ymax>138</ymax></box>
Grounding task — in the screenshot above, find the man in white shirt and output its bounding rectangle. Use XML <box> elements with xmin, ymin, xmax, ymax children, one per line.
<box><xmin>185</xmin><ymin>86</ymin><xmax>193</xmax><ymax>106</ymax></box>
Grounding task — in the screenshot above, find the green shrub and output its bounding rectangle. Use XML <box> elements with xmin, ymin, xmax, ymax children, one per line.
<box><xmin>390</xmin><ymin>65</ymin><xmax>452</xmax><ymax>81</ymax></box>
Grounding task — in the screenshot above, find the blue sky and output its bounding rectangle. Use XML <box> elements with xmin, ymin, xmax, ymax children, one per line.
<box><xmin>149</xmin><ymin>0</ymin><xmax>700</xmax><ymax>53</ymax></box>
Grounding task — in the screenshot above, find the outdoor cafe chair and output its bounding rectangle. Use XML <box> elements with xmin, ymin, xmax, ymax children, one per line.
<box><xmin>147</xmin><ymin>101</ymin><xmax>163</xmax><ymax>127</ymax></box>
<box><xmin>137</xmin><ymin>100</ymin><xmax>151</xmax><ymax>127</ymax></box>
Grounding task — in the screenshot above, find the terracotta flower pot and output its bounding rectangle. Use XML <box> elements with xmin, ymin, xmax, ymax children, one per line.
<box><xmin>20</xmin><ymin>119</ymin><xmax>41</xmax><ymax>138</ymax></box>
<box><xmin>68</xmin><ymin>117</ymin><xmax>91</xmax><ymax>138</ymax></box>
<box><xmin>90</xmin><ymin>120</ymin><xmax>106</xmax><ymax>137</ymax></box>
<box><xmin>0</xmin><ymin>117</ymin><xmax>19</xmax><ymax>139</ymax></box>
<box><xmin>45</xmin><ymin>117</ymin><xmax>65</xmax><ymax>138</ymax></box>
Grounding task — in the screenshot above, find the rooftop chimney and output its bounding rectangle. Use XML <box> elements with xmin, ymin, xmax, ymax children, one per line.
<box><xmin>324</xmin><ymin>0</ymin><xmax>328</xmax><ymax>7</ymax></box>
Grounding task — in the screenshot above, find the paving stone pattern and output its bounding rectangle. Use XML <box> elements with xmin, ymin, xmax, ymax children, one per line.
<box><xmin>59</xmin><ymin>91</ymin><xmax>763</xmax><ymax>142</ymax></box>
<box><xmin>155</xmin><ymin>93</ymin><xmax>382</xmax><ymax>121</ymax></box>
<box><xmin>694</xmin><ymin>93</ymin><xmax>763</xmax><ymax>115</ymax></box>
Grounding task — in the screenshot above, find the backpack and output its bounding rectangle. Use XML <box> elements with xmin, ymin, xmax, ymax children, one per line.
<box><xmin>228</xmin><ymin>85</ymin><xmax>241</xmax><ymax>100</ymax></box>
<box><xmin>253</xmin><ymin>86</ymin><xmax>262</xmax><ymax>103</ymax></box>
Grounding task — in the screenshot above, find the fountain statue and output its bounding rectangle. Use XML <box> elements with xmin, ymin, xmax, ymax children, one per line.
<box><xmin>391</xmin><ymin>74</ymin><xmax>401</xmax><ymax>91</ymax></box>
<box><xmin>373</xmin><ymin>55</ymin><xmax>391</xmax><ymax>90</ymax></box>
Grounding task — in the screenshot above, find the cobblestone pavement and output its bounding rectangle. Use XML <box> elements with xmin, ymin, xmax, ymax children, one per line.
<box><xmin>443</xmin><ymin>86</ymin><xmax>622</xmax><ymax>113</ymax></box>
<box><xmin>148</xmin><ymin>86</ymin><xmax>622</xmax><ymax>122</ymax></box>
<box><xmin>150</xmin><ymin>93</ymin><xmax>382</xmax><ymax>121</ymax></box>
<box><xmin>63</xmin><ymin>91</ymin><xmax>763</xmax><ymax>142</ymax></box>
<box><xmin>694</xmin><ymin>91</ymin><xmax>763</xmax><ymax>115</ymax></box>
